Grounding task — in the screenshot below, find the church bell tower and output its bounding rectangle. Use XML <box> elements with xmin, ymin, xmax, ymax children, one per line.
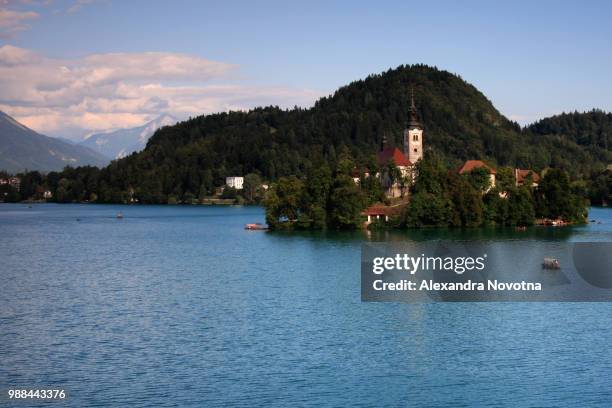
<box><xmin>403</xmin><ymin>88</ymin><xmax>423</xmax><ymax>164</ymax></box>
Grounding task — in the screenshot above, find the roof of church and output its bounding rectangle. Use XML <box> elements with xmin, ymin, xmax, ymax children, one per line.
<box><xmin>377</xmin><ymin>147</ymin><xmax>411</xmax><ymax>167</ymax></box>
<box><xmin>457</xmin><ymin>160</ymin><xmax>497</xmax><ymax>175</ymax></box>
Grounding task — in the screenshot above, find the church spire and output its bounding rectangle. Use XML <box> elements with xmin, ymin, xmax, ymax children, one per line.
<box><xmin>408</xmin><ymin>86</ymin><xmax>422</xmax><ymax>129</ymax></box>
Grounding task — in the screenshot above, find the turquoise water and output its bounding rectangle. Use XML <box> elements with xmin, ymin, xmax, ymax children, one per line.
<box><xmin>1</xmin><ymin>204</ymin><xmax>612</xmax><ymax>407</ymax></box>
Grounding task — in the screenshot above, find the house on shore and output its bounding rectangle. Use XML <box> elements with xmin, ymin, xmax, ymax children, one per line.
<box><xmin>361</xmin><ymin>204</ymin><xmax>403</xmax><ymax>226</ymax></box>
<box><xmin>225</xmin><ymin>176</ymin><xmax>244</xmax><ymax>190</ymax></box>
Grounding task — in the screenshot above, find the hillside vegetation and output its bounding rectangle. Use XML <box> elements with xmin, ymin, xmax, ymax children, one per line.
<box><xmin>3</xmin><ymin>64</ymin><xmax>611</xmax><ymax>205</ymax></box>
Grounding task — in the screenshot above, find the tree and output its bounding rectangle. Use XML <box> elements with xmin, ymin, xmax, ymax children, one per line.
<box><xmin>328</xmin><ymin>174</ymin><xmax>364</xmax><ymax>229</ymax></box>
<box><xmin>536</xmin><ymin>169</ymin><xmax>587</xmax><ymax>223</ymax></box>
<box><xmin>263</xmin><ymin>176</ymin><xmax>305</xmax><ymax>229</ymax></box>
<box><xmin>404</xmin><ymin>191</ymin><xmax>452</xmax><ymax>227</ymax></box>
<box><xmin>589</xmin><ymin>171</ymin><xmax>611</xmax><ymax>205</ymax></box>
<box><xmin>464</xmin><ymin>167</ymin><xmax>492</xmax><ymax>192</ymax></box>
<box><xmin>496</xmin><ymin>167</ymin><xmax>515</xmax><ymax>192</ymax></box>
<box><xmin>448</xmin><ymin>174</ymin><xmax>484</xmax><ymax>227</ymax></box>
<box><xmin>507</xmin><ymin>187</ymin><xmax>535</xmax><ymax>226</ymax></box>
<box><xmin>483</xmin><ymin>189</ymin><xmax>509</xmax><ymax>225</ymax></box>
<box><xmin>243</xmin><ymin>173</ymin><xmax>263</xmax><ymax>203</ymax></box>
<box><xmin>220</xmin><ymin>187</ymin><xmax>238</xmax><ymax>199</ymax></box>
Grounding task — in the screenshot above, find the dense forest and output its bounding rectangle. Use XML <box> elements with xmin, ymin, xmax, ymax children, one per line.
<box><xmin>1</xmin><ymin>64</ymin><xmax>611</xmax><ymax>207</ymax></box>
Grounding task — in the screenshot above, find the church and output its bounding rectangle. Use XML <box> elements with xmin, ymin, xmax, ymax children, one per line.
<box><xmin>376</xmin><ymin>90</ymin><xmax>423</xmax><ymax>198</ymax></box>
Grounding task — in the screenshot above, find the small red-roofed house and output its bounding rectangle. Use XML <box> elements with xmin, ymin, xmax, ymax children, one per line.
<box><xmin>457</xmin><ymin>160</ymin><xmax>497</xmax><ymax>191</ymax></box>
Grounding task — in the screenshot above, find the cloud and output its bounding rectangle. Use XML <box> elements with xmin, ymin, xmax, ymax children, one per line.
<box><xmin>0</xmin><ymin>7</ymin><xmax>38</xmax><ymax>38</ymax></box>
<box><xmin>67</xmin><ymin>0</ymin><xmax>95</xmax><ymax>14</ymax></box>
<box><xmin>0</xmin><ymin>46</ymin><xmax>323</xmax><ymax>138</ymax></box>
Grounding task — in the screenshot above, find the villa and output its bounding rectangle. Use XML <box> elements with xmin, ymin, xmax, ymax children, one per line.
<box><xmin>226</xmin><ymin>176</ymin><xmax>244</xmax><ymax>190</ymax></box>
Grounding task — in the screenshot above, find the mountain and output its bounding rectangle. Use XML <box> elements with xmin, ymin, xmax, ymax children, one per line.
<box><xmin>10</xmin><ymin>64</ymin><xmax>611</xmax><ymax>203</ymax></box>
<box><xmin>0</xmin><ymin>111</ymin><xmax>109</xmax><ymax>173</ymax></box>
<box><xmin>80</xmin><ymin>114</ymin><xmax>177</xmax><ymax>160</ymax></box>
<box><xmin>86</xmin><ymin>64</ymin><xmax>610</xmax><ymax>203</ymax></box>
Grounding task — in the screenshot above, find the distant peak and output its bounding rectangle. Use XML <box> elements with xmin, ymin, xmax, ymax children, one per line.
<box><xmin>151</xmin><ymin>114</ymin><xmax>177</xmax><ymax>125</ymax></box>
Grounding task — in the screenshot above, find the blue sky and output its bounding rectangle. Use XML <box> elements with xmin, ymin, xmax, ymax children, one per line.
<box><xmin>1</xmin><ymin>0</ymin><xmax>611</xmax><ymax>137</ymax></box>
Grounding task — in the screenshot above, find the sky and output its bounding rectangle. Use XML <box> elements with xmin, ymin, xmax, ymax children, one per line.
<box><xmin>1</xmin><ymin>0</ymin><xmax>611</xmax><ymax>139</ymax></box>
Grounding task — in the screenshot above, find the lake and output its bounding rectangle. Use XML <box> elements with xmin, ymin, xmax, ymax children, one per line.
<box><xmin>1</xmin><ymin>204</ymin><xmax>612</xmax><ymax>407</ymax></box>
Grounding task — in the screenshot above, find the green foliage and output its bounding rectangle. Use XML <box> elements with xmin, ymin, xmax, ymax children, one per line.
<box><xmin>265</xmin><ymin>153</ymin><xmax>365</xmax><ymax>230</ymax></box>
<box><xmin>26</xmin><ymin>64</ymin><xmax>603</xmax><ymax>202</ymax></box>
<box><xmin>263</xmin><ymin>176</ymin><xmax>305</xmax><ymax>229</ymax></box>
<box><xmin>535</xmin><ymin>169</ymin><xmax>588</xmax><ymax>222</ymax></box>
<box><xmin>220</xmin><ymin>186</ymin><xmax>238</xmax><ymax>199</ymax></box>
<box><xmin>588</xmin><ymin>170</ymin><xmax>612</xmax><ymax>205</ymax></box>
<box><xmin>328</xmin><ymin>175</ymin><xmax>364</xmax><ymax>229</ymax></box>
<box><xmin>404</xmin><ymin>192</ymin><xmax>452</xmax><ymax>227</ymax></box>
<box><xmin>4</xmin><ymin>65</ymin><xmax>608</xmax><ymax>214</ymax></box>
<box><xmin>483</xmin><ymin>189</ymin><xmax>509</xmax><ymax>225</ymax></box>
<box><xmin>496</xmin><ymin>167</ymin><xmax>515</xmax><ymax>192</ymax></box>
<box><xmin>447</xmin><ymin>173</ymin><xmax>484</xmax><ymax>227</ymax></box>
<box><xmin>0</xmin><ymin>184</ymin><xmax>20</xmax><ymax>202</ymax></box>
<box><xmin>507</xmin><ymin>187</ymin><xmax>535</xmax><ymax>226</ymax></box>
<box><xmin>405</xmin><ymin>154</ymin><xmax>583</xmax><ymax>228</ymax></box>
<box><xmin>243</xmin><ymin>173</ymin><xmax>263</xmax><ymax>203</ymax></box>
<box><xmin>464</xmin><ymin>167</ymin><xmax>491</xmax><ymax>192</ymax></box>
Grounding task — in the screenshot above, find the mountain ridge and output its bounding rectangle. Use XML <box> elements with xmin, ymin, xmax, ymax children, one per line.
<box><xmin>0</xmin><ymin>111</ymin><xmax>109</xmax><ymax>173</ymax></box>
<box><xmin>79</xmin><ymin>114</ymin><xmax>178</xmax><ymax>160</ymax></box>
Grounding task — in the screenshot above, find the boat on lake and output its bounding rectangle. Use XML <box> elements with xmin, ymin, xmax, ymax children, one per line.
<box><xmin>542</xmin><ymin>257</ymin><xmax>561</xmax><ymax>270</ymax></box>
<box><xmin>245</xmin><ymin>223</ymin><xmax>266</xmax><ymax>230</ymax></box>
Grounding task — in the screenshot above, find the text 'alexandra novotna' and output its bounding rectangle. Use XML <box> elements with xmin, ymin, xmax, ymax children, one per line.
<box><xmin>373</xmin><ymin>280</ymin><xmax>542</xmax><ymax>291</ymax></box>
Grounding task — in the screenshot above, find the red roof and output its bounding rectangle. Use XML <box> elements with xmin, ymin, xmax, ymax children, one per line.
<box><xmin>515</xmin><ymin>169</ymin><xmax>540</xmax><ymax>184</ymax></box>
<box><xmin>361</xmin><ymin>204</ymin><xmax>401</xmax><ymax>216</ymax></box>
<box><xmin>457</xmin><ymin>160</ymin><xmax>496</xmax><ymax>175</ymax></box>
<box><xmin>376</xmin><ymin>147</ymin><xmax>411</xmax><ymax>167</ymax></box>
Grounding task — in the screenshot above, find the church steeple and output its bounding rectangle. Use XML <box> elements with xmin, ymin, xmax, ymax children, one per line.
<box><xmin>408</xmin><ymin>87</ymin><xmax>422</xmax><ymax>129</ymax></box>
<box><xmin>403</xmin><ymin>86</ymin><xmax>424</xmax><ymax>163</ymax></box>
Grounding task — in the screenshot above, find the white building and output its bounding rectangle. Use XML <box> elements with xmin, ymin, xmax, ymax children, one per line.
<box><xmin>226</xmin><ymin>176</ymin><xmax>244</xmax><ymax>190</ymax></box>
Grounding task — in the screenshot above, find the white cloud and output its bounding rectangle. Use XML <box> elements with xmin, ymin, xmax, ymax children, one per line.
<box><xmin>67</xmin><ymin>0</ymin><xmax>96</xmax><ymax>14</ymax></box>
<box><xmin>0</xmin><ymin>7</ymin><xmax>38</xmax><ymax>38</ymax></box>
<box><xmin>0</xmin><ymin>46</ymin><xmax>323</xmax><ymax>138</ymax></box>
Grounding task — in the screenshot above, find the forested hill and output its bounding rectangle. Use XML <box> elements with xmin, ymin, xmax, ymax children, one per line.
<box><xmin>527</xmin><ymin>110</ymin><xmax>612</xmax><ymax>157</ymax></box>
<box><xmin>132</xmin><ymin>64</ymin><xmax>525</xmax><ymax>194</ymax></box>
<box><xmin>8</xmin><ymin>64</ymin><xmax>611</xmax><ymax>204</ymax></box>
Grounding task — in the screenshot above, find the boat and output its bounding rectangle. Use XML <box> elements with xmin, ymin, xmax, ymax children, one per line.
<box><xmin>245</xmin><ymin>223</ymin><xmax>266</xmax><ymax>230</ymax></box>
<box><xmin>542</xmin><ymin>257</ymin><xmax>560</xmax><ymax>270</ymax></box>
<box><xmin>116</xmin><ymin>212</ymin><xmax>124</xmax><ymax>219</ymax></box>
